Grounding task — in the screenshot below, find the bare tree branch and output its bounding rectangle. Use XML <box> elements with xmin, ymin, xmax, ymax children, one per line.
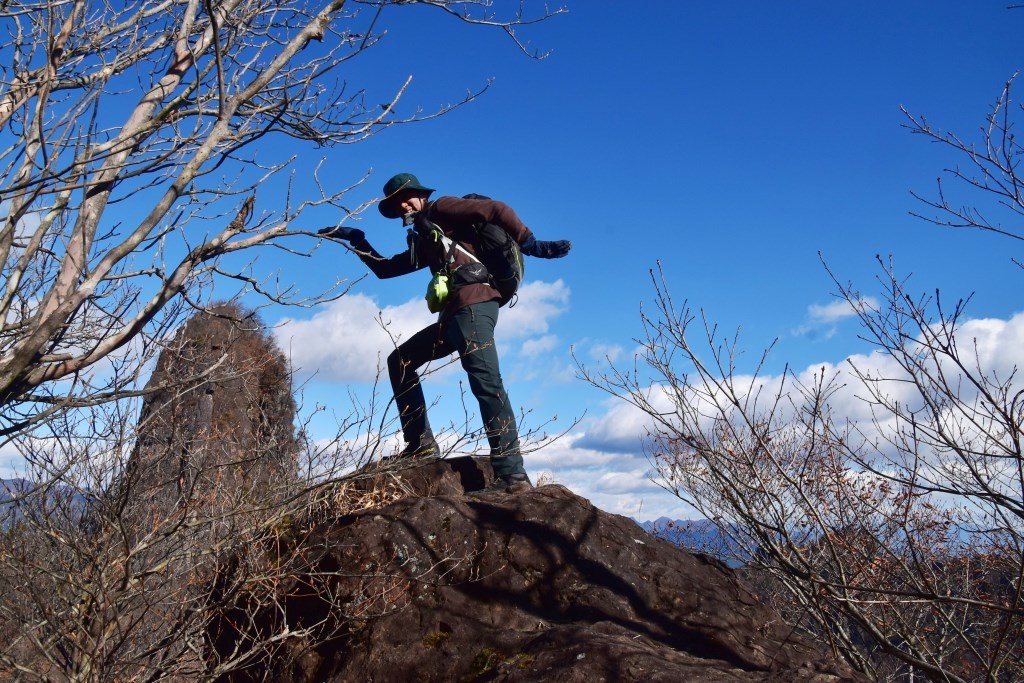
<box><xmin>0</xmin><ymin>0</ymin><xmax>560</xmax><ymax>441</ymax></box>
<box><xmin>578</xmin><ymin>259</ymin><xmax>1024</xmax><ymax>681</ymax></box>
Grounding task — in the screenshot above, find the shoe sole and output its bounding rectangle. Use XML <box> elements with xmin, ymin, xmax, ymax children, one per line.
<box><xmin>471</xmin><ymin>480</ymin><xmax>534</xmax><ymax>495</ymax></box>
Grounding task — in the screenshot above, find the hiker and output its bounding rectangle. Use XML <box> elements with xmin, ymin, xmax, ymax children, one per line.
<box><xmin>319</xmin><ymin>173</ymin><xmax>571</xmax><ymax>492</ymax></box>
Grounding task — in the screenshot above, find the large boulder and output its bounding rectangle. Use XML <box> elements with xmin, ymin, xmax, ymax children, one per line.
<box><xmin>211</xmin><ymin>458</ymin><xmax>863</xmax><ymax>682</ymax></box>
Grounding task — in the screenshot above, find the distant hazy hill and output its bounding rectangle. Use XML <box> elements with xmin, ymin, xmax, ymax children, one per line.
<box><xmin>1</xmin><ymin>478</ymin><xmax>89</xmax><ymax>525</ymax></box>
<box><xmin>639</xmin><ymin>517</ymin><xmax>749</xmax><ymax>568</ymax></box>
<box><xmin>1</xmin><ymin>478</ymin><xmax>31</xmax><ymax>525</ymax></box>
<box><xmin>0</xmin><ymin>478</ymin><xmax>30</xmax><ymax>502</ymax></box>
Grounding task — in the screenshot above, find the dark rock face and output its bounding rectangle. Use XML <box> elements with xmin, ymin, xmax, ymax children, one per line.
<box><xmin>130</xmin><ymin>303</ymin><xmax>297</xmax><ymax>511</ymax></box>
<box><xmin>212</xmin><ymin>458</ymin><xmax>863</xmax><ymax>682</ymax></box>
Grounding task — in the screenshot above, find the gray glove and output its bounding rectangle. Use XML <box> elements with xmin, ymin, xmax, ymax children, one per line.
<box><xmin>318</xmin><ymin>226</ymin><xmax>365</xmax><ymax>242</ymax></box>
<box><xmin>521</xmin><ymin>235</ymin><xmax>571</xmax><ymax>259</ymax></box>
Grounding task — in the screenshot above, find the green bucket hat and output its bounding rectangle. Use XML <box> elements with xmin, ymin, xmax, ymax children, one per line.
<box><xmin>378</xmin><ymin>172</ymin><xmax>434</xmax><ymax>219</ymax></box>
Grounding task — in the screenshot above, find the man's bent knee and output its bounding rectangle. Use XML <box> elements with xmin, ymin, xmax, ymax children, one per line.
<box><xmin>387</xmin><ymin>349</ymin><xmax>408</xmax><ymax>385</ymax></box>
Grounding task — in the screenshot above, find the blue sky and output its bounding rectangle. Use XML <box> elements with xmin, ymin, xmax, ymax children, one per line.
<box><xmin>261</xmin><ymin>2</ymin><xmax>1024</xmax><ymax>520</ymax></box>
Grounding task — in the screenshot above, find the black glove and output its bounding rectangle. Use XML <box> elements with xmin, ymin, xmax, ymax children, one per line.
<box><xmin>318</xmin><ymin>225</ymin><xmax>365</xmax><ymax>242</ymax></box>
<box><xmin>521</xmin><ymin>235</ymin><xmax>571</xmax><ymax>259</ymax></box>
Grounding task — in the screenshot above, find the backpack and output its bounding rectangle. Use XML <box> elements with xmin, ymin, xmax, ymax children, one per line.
<box><xmin>457</xmin><ymin>193</ymin><xmax>525</xmax><ymax>307</ymax></box>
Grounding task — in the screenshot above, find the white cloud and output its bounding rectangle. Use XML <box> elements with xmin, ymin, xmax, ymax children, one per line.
<box><xmin>526</xmin><ymin>433</ymin><xmax>623</xmax><ymax>470</ymax></box>
<box><xmin>588</xmin><ymin>342</ymin><xmax>625</xmax><ymax>364</ymax></box>
<box><xmin>561</xmin><ymin>310</ymin><xmax>1024</xmax><ymax>518</ymax></box>
<box><xmin>497</xmin><ymin>279</ymin><xmax>570</xmax><ymax>341</ymax></box>
<box><xmin>519</xmin><ymin>334</ymin><xmax>559</xmax><ymax>357</ymax></box>
<box><xmin>953</xmin><ymin>311</ymin><xmax>1024</xmax><ymax>380</ymax></box>
<box><xmin>808</xmin><ymin>299</ymin><xmax>856</xmax><ymax>324</ymax></box>
<box><xmin>575</xmin><ymin>388</ymin><xmax>674</xmax><ymax>453</ymax></box>
<box><xmin>277</xmin><ymin>280</ymin><xmax>571</xmax><ymax>384</ymax></box>
<box><xmin>506</xmin><ymin>333</ymin><xmax>575</xmax><ymax>383</ymax></box>
<box><xmin>593</xmin><ymin>469</ymin><xmax>653</xmax><ymax>495</ymax></box>
<box><xmin>0</xmin><ymin>201</ymin><xmax>43</xmax><ymax>240</ymax></box>
<box><xmin>524</xmin><ymin>433</ymin><xmax>692</xmax><ymax>520</ymax></box>
<box><xmin>794</xmin><ymin>296</ymin><xmax>880</xmax><ymax>339</ymax></box>
<box><xmin>0</xmin><ymin>441</ymin><xmax>23</xmax><ymax>479</ymax></box>
<box><xmin>817</xmin><ymin>313</ymin><xmax>1024</xmax><ymax>425</ymax></box>
<box><xmin>275</xmin><ymin>293</ymin><xmax>436</xmax><ymax>382</ymax></box>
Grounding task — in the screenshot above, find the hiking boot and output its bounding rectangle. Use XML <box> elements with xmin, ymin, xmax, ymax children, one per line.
<box><xmin>477</xmin><ymin>472</ymin><xmax>533</xmax><ymax>494</ymax></box>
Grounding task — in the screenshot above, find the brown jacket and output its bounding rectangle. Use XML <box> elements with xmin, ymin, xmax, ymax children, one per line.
<box><xmin>351</xmin><ymin>195</ymin><xmax>534</xmax><ymax>315</ymax></box>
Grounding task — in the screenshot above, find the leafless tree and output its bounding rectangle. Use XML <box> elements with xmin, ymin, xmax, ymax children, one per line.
<box><xmin>0</xmin><ymin>301</ymin><xmax>522</xmax><ymax>680</ymax></box>
<box><xmin>0</xmin><ymin>0</ymin><xmax>564</xmax><ymax>444</ymax></box>
<box><xmin>904</xmin><ymin>73</ymin><xmax>1024</xmax><ymax>253</ymax></box>
<box><xmin>577</xmin><ymin>79</ymin><xmax>1024</xmax><ymax>683</ymax></box>
<box><xmin>0</xmin><ymin>0</ymin><xmax>564</xmax><ymax>678</ymax></box>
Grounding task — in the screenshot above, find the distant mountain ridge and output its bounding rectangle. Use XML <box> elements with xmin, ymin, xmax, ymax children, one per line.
<box><xmin>639</xmin><ymin>516</ymin><xmax>750</xmax><ymax>568</ymax></box>
<box><xmin>1</xmin><ymin>478</ymin><xmax>31</xmax><ymax>505</ymax></box>
<box><xmin>1</xmin><ymin>477</ymin><xmax>89</xmax><ymax>525</ymax></box>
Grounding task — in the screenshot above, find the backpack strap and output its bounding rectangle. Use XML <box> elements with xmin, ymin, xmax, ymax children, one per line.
<box><xmin>423</xmin><ymin>218</ymin><xmax>480</xmax><ymax>271</ymax></box>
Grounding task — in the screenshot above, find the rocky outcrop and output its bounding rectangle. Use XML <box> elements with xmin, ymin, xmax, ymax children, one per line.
<box><xmin>211</xmin><ymin>458</ymin><xmax>863</xmax><ymax>682</ymax></box>
<box><xmin>129</xmin><ymin>303</ymin><xmax>297</xmax><ymax>511</ymax></box>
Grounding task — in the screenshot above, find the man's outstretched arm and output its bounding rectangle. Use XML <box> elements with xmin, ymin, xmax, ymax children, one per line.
<box><xmin>319</xmin><ymin>226</ymin><xmax>420</xmax><ymax>279</ymax></box>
